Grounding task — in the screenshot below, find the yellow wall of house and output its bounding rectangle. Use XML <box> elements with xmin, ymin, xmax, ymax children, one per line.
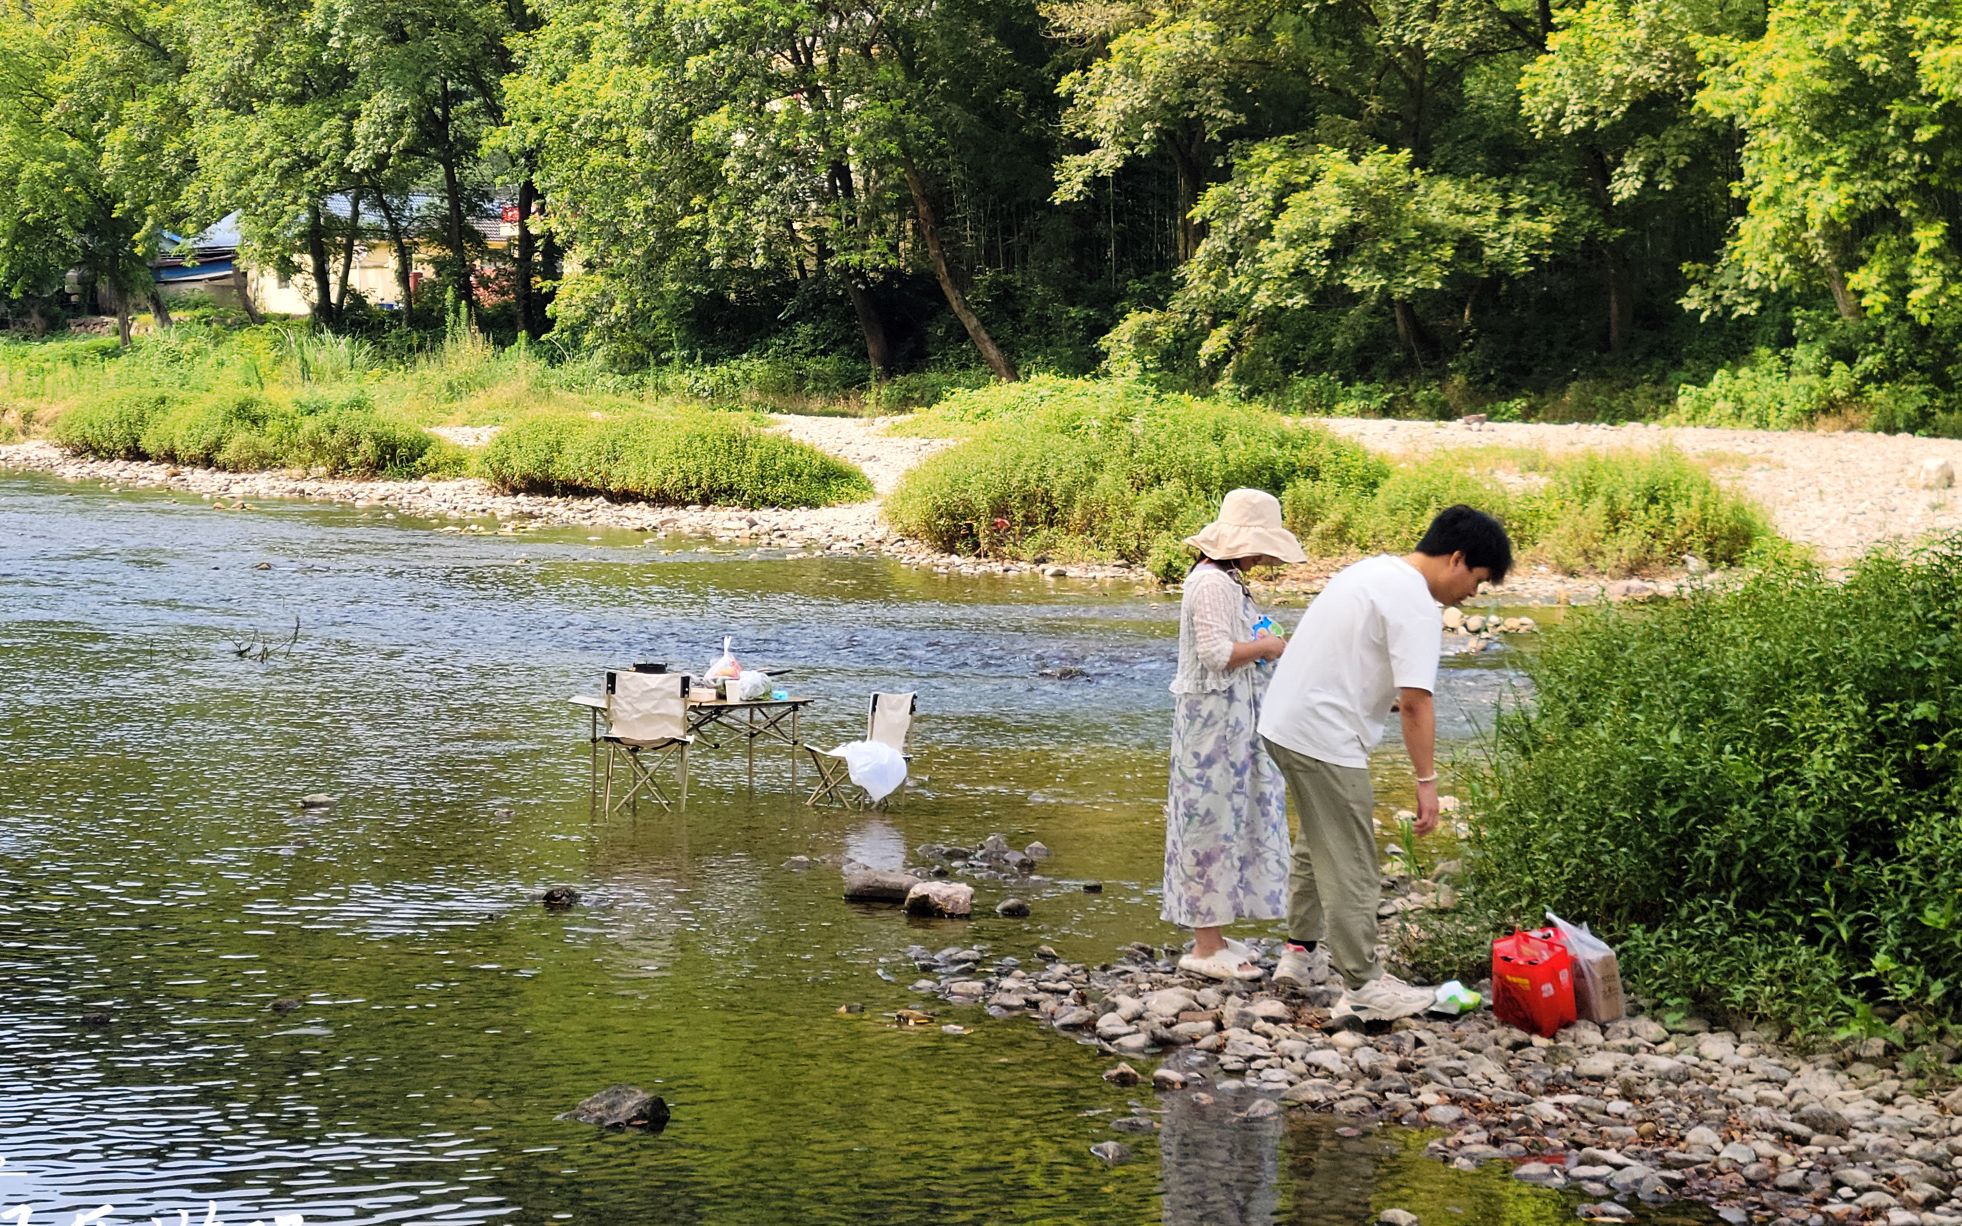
<box><xmin>244</xmin><ymin>246</ymin><xmax>435</xmax><ymax>317</ymax></box>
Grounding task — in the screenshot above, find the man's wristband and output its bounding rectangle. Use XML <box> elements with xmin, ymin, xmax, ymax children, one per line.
<box><xmin>1414</xmin><ymin>773</ymin><xmax>1438</xmax><ymax>785</ymax></box>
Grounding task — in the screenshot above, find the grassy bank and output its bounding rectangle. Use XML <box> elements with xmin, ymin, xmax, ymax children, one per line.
<box><xmin>7</xmin><ymin>316</ymin><xmax>876</xmax><ymax>508</ymax></box>
<box><xmin>888</xmin><ymin>378</ymin><xmax>1773</xmax><ymax>578</ymax></box>
<box><xmin>1412</xmin><ymin>540</ymin><xmax>1962</xmax><ymax>1037</ymax></box>
<box><xmin>479</xmin><ymin>411</ymin><xmax>871</xmax><ymax>508</ymax></box>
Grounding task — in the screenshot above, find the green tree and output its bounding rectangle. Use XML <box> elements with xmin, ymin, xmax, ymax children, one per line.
<box><xmin>0</xmin><ymin>0</ymin><xmax>192</xmax><ymax>343</ymax></box>
<box><xmin>1695</xmin><ymin>0</ymin><xmax>1962</xmax><ymax>333</ymax></box>
<box><xmin>507</xmin><ymin>0</ymin><xmax>1032</xmax><ymax>378</ymax></box>
<box><xmin>1519</xmin><ymin>0</ymin><xmax>1751</xmax><ymax>353</ymax></box>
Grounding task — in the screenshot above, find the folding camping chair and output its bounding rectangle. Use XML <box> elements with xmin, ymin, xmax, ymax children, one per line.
<box><xmin>806</xmin><ymin>692</ymin><xmax>916</xmax><ymax>810</ymax></box>
<box><xmin>600</xmin><ymin>671</ymin><xmax>693</xmax><ymax>813</ymax></box>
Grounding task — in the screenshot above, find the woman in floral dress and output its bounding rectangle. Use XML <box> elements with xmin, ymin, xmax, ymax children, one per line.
<box><xmin>1164</xmin><ymin>489</ymin><xmax>1305</xmax><ymax>980</ymax></box>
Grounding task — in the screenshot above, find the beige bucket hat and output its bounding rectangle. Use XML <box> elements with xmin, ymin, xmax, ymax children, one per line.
<box><xmin>1183</xmin><ymin>488</ymin><xmax>1307</xmax><ymax>565</ymax></box>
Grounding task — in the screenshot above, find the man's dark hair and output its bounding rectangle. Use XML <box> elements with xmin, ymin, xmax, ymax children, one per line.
<box><xmin>1416</xmin><ymin>504</ymin><xmax>1512</xmax><ymax>583</ymax></box>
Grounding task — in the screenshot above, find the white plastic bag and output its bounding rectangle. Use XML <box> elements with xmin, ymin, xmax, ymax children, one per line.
<box><xmin>834</xmin><ymin>740</ymin><xmax>908</xmax><ymax>803</ymax></box>
<box><xmin>733</xmin><ymin>669</ymin><xmax>771</xmax><ymax>701</ymax></box>
<box><xmin>705</xmin><ymin>635</ymin><xmax>741</xmax><ymax>680</ymax></box>
<box><xmin>1547</xmin><ymin>911</ymin><xmax>1626</xmax><ymax>1023</ymax></box>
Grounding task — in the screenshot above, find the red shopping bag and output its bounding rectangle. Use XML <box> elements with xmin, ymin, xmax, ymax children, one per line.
<box><xmin>1492</xmin><ymin>927</ymin><xmax>1577</xmax><ymax>1038</ymax></box>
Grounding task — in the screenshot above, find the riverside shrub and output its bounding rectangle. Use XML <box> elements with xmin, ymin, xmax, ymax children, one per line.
<box><xmin>479</xmin><ymin>410</ymin><xmax>873</xmax><ymax>508</ymax></box>
<box><xmin>1282</xmin><ymin>450</ymin><xmax>1766</xmax><ymax>576</ymax></box>
<box><xmin>49</xmin><ymin>390</ymin><xmax>172</xmax><ymax>459</ymax></box>
<box><xmin>1459</xmin><ymin>542</ymin><xmax>1962</xmax><ymax>1031</ymax></box>
<box><xmin>884</xmin><ymin>378</ymin><xmax>1388</xmax><ymax>569</ymax></box>
<box><xmin>53</xmin><ymin>386</ymin><xmax>440</xmax><ymax>477</ymax></box>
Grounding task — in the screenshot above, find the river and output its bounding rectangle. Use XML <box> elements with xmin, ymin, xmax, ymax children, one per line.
<box><xmin>0</xmin><ymin>470</ymin><xmax>1645</xmax><ymax>1225</ymax></box>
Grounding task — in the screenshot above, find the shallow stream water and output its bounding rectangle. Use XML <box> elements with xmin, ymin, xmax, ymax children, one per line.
<box><xmin>0</xmin><ymin>471</ymin><xmax>1681</xmax><ymax>1225</ymax></box>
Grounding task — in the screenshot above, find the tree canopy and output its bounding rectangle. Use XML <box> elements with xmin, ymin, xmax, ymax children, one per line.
<box><xmin>7</xmin><ymin>0</ymin><xmax>1962</xmax><ymax>428</ymax></box>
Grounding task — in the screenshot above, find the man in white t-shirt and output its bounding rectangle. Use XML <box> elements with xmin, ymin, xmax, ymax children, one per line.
<box><xmin>1258</xmin><ymin>505</ymin><xmax>1512</xmax><ymax>1020</ymax></box>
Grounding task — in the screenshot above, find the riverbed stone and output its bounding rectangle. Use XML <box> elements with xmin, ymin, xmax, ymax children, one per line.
<box><xmin>1090</xmin><ymin>1141</ymin><xmax>1132</xmax><ymax>1165</ymax></box>
<box><xmin>1719</xmin><ymin>1141</ymin><xmax>1758</xmax><ymax>1168</ymax></box>
<box><xmin>1379</xmin><ymin>1210</ymin><xmax>1421</xmax><ymax>1226</ymax></box>
<box><xmin>567</xmin><ymin>1085</ymin><xmax>670</xmax><ymax>1130</ymax></box>
<box><xmin>904</xmin><ymin>881</ymin><xmax>974</xmax><ymax>918</ymax></box>
<box><xmin>844</xmin><ymin>870</ymin><xmax>922</xmax><ymax>904</ymax></box>
<box><xmin>1153</xmin><ymin>1067</ymin><xmax>1189</xmax><ymax>1091</ymax></box>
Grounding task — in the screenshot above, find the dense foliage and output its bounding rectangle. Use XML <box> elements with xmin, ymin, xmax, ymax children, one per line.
<box><xmin>888</xmin><ymin>378</ymin><xmax>1768</xmax><ymax>574</ymax></box>
<box><xmin>1455</xmin><ymin>542</ymin><xmax>1962</xmax><ymax>1032</ymax></box>
<box><xmin>8</xmin><ymin>0</ymin><xmax>1962</xmax><ymax>429</ymax></box>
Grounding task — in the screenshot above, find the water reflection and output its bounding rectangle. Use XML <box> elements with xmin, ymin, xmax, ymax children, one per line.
<box><xmin>1162</xmin><ymin>1085</ymin><xmax>1283</xmax><ymax>1226</ymax></box>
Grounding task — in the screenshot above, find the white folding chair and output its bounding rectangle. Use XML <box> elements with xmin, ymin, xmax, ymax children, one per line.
<box><xmin>806</xmin><ymin>692</ymin><xmax>916</xmax><ymax>810</ymax></box>
<box><xmin>601</xmin><ymin>671</ymin><xmax>693</xmax><ymax>813</ymax></box>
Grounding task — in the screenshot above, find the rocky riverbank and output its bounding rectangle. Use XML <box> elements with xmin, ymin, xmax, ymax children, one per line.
<box><xmin>0</xmin><ymin>438</ymin><xmax>1666</xmax><ymax>606</ymax></box>
<box><xmin>861</xmin><ymin>842</ymin><xmax>1962</xmax><ymax>1226</ymax></box>
<box><xmin>897</xmin><ymin>935</ymin><xmax>1962</xmax><ymax>1225</ymax></box>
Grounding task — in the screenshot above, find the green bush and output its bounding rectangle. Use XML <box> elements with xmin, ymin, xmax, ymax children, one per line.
<box><xmin>51</xmin><ymin>382</ymin><xmax>436</xmax><ymax>478</ymax></box>
<box><xmin>1284</xmin><ymin>461</ymin><xmax>1516</xmax><ymax>557</ymax></box>
<box><xmin>1529</xmin><ymin>451</ymin><xmax>1768</xmax><ymax>574</ymax></box>
<box><xmin>1281</xmin><ymin>449</ymin><xmax>1767</xmax><ymax>577</ymax></box>
<box><xmin>50</xmin><ymin>390</ymin><xmax>173</xmax><ymax>459</ymax></box>
<box><xmin>140</xmin><ymin>390</ymin><xmax>289</xmax><ymax>470</ymax></box>
<box><xmin>885</xmin><ymin>377</ymin><xmax>1388</xmax><ymax>564</ymax></box>
<box><xmin>480</xmin><ymin>410</ymin><xmax>873</xmax><ymax>508</ymax></box>
<box><xmin>289</xmin><ymin>409</ymin><xmax>434</xmax><ymax>477</ymax></box>
<box><xmin>1455</xmin><ymin>541</ymin><xmax>1962</xmax><ymax>1031</ymax></box>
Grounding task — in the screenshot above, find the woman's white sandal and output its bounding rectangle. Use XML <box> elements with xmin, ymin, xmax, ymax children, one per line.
<box><xmin>1178</xmin><ymin>948</ymin><xmax>1265</xmax><ymax>981</ymax></box>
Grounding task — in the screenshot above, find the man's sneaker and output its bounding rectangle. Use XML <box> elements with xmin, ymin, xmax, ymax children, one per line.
<box><xmin>1273</xmin><ymin>944</ymin><xmax>1329</xmax><ymax>988</ymax></box>
<box><xmin>1331</xmin><ymin>972</ymin><xmax>1435</xmax><ymax>1022</ymax></box>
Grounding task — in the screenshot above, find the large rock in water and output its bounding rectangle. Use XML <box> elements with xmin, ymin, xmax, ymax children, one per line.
<box><xmin>843</xmin><ymin>870</ymin><xmax>922</xmax><ymax>904</ymax></box>
<box><xmin>567</xmin><ymin>1085</ymin><xmax>669</xmax><ymax>1130</ymax></box>
<box><xmin>904</xmin><ymin>881</ymin><xmax>974</xmax><ymax>918</ymax></box>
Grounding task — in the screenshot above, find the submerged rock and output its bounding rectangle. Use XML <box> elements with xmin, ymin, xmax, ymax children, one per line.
<box><xmin>567</xmin><ymin>1085</ymin><xmax>670</xmax><ymax>1130</ymax></box>
<box><xmin>843</xmin><ymin>870</ymin><xmax>922</xmax><ymax>904</ymax></box>
<box><xmin>297</xmin><ymin>793</ymin><xmax>337</xmax><ymax>809</ymax></box>
<box><xmin>1089</xmin><ymin>1141</ymin><xmax>1132</xmax><ymax>1165</ymax></box>
<box><xmin>995</xmin><ymin>897</ymin><xmax>1032</xmax><ymax>917</ymax></box>
<box><xmin>541</xmin><ymin>886</ymin><xmax>582</xmax><ymax>910</ymax></box>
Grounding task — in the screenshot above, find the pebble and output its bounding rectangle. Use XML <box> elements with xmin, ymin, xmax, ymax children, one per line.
<box><xmin>1089</xmin><ymin>1141</ymin><xmax>1132</xmax><ymax>1165</ymax></box>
